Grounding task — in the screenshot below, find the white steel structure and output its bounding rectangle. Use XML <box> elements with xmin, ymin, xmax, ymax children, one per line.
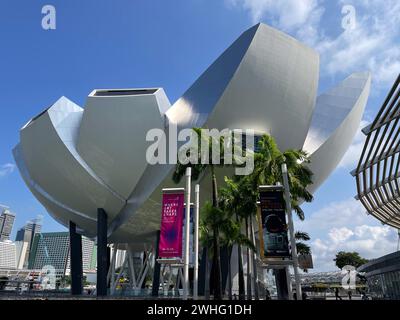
<box><xmin>14</xmin><ymin>23</ymin><xmax>371</xmax><ymax>246</ymax></box>
<box><xmin>353</xmin><ymin>74</ymin><xmax>400</xmax><ymax>228</ymax></box>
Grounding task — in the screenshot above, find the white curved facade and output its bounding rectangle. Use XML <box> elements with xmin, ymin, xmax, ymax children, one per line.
<box><xmin>14</xmin><ymin>23</ymin><xmax>371</xmax><ymax>245</ymax></box>
<box><xmin>303</xmin><ymin>72</ymin><xmax>371</xmax><ymax>194</ymax></box>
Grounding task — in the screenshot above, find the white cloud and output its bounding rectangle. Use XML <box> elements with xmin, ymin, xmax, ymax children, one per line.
<box><xmin>311</xmin><ymin>224</ymin><xmax>397</xmax><ymax>271</ymax></box>
<box><xmin>301</xmin><ymin>198</ymin><xmax>371</xmax><ymax>231</ymax></box>
<box><xmin>0</xmin><ymin>163</ymin><xmax>15</xmax><ymax>177</ymax></box>
<box><xmin>328</xmin><ymin>227</ymin><xmax>354</xmax><ymax>243</ymax></box>
<box><xmin>316</xmin><ymin>1</ymin><xmax>400</xmax><ymax>88</ymax></box>
<box><xmin>226</xmin><ymin>0</ymin><xmax>324</xmax><ymax>44</ymax></box>
<box><xmin>299</xmin><ymin>198</ymin><xmax>398</xmax><ymax>270</ymax></box>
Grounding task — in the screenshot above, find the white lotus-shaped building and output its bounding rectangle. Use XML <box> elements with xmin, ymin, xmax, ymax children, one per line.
<box><xmin>13</xmin><ymin>23</ymin><xmax>371</xmax><ymax>246</ymax></box>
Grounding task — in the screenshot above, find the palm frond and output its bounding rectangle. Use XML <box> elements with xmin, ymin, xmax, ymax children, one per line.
<box><xmin>296</xmin><ymin>242</ymin><xmax>311</xmax><ymax>255</ymax></box>
<box><xmin>295</xmin><ymin>231</ymin><xmax>310</xmax><ymax>241</ymax></box>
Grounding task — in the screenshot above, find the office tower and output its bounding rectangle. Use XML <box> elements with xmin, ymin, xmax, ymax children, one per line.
<box><xmin>15</xmin><ymin>241</ymin><xmax>29</xmax><ymax>269</ymax></box>
<box><xmin>15</xmin><ymin>216</ymin><xmax>43</xmax><ymax>268</ymax></box>
<box><xmin>28</xmin><ymin>232</ymin><xmax>96</xmax><ymax>278</ymax></box>
<box><xmin>0</xmin><ymin>209</ymin><xmax>16</xmax><ymax>241</ymax></box>
<box><xmin>0</xmin><ymin>215</ymin><xmax>3</xmax><ymax>234</ymax></box>
<box><xmin>0</xmin><ymin>240</ymin><xmax>17</xmax><ymax>269</ymax></box>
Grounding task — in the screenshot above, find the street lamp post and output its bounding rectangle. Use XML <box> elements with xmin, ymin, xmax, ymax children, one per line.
<box><xmin>183</xmin><ymin>167</ymin><xmax>192</xmax><ymax>300</ymax></box>
<box><xmin>193</xmin><ymin>184</ymin><xmax>200</xmax><ymax>299</ymax></box>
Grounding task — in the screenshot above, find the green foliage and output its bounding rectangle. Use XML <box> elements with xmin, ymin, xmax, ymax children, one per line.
<box><xmin>296</xmin><ymin>242</ymin><xmax>311</xmax><ymax>255</ymax></box>
<box><xmin>172</xmin><ymin>128</ymin><xmax>237</xmax><ymax>184</ymax></box>
<box><xmin>219</xmin><ymin>176</ymin><xmax>258</xmax><ymax>220</ymax></box>
<box><xmin>295</xmin><ymin>231</ymin><xmax>311</xmax><ymax>256</ymax></box>
<box><xmin>295</xmin><ymin>231</ymin><xmax>311</xmax><ymax>241</ymax></box>
<box><xmin>173</xmin><ymin>131</ymin><xmax>316</xmax><ymax>296</ymax></box>
<box><xmin>334</xmin><ymin>251</ymin><xmax>369</xmax><ymax>269</ymax></box>
<box><xmin>62</xmin><ymin>275</ymin><xmax>71</xmax><ymax>285</ymax></box>
<box><xmin>251</xmin><ymin>134</ymin><xmax>314</xmax><ymax>220</ymax></box>
<box><xmin>199</xmin><ymin>201</ymin><xmax>255</xmax><ymax>256</ymax></box>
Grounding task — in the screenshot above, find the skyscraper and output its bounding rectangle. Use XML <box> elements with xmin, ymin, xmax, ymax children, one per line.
<box><xmin>0</xmin><ymin>215</ymin><xmax>3</xmax><ymax>235</ymax></box>
<box><xmin>0</xmin><ymin>209</ymin><xmax>16</xmax><ymax>241</ymax></box>
<box><xmin>28</xmin><ymin>232</ymin><xmax>96</xmax><ymax>278</ymax></box>
<box><xmin>0</xmin><ymin>240</ymin><xmax>17</xmax><ymax>269</ymax></box>
<box><xmin>15</xmin><ymin>216</ymin><xmax>42</xmax><ymax>268</ymax></box>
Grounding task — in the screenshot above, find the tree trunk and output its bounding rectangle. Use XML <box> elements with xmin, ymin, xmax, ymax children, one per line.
<box><xmin>250</xmin><ymin>217</ymin><xmax>259</xmax><ymax>300</ymax></box>
<box><xmin>205</xmin><ymin>248</ymin><xmax>210</xmax><ymax>299</ymax></box>
<box><xmin>228</xmin><ymin>246</ymin><xmax>232</xmax><ymax>300</ymax></box>
<box><xmin>236</xmin><ymin>215</ymin><xmax>245</xmax><ymax>300</ymax></box>
<box><xmin>211</xmin><ymin>166</ymin><xmax>223</xmax><ymax>299</ymax></box>
<box><xmin>245</xmin><ymin>217</ymin><xmax>252</xmax><ymax>300</ymax></box>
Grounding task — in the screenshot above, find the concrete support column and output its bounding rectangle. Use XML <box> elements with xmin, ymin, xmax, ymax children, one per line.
<box><xmin>97</xmin><ymin>208</ymin><xmax>108</xmax><ymax>296</ymax></box>
<box><xmin>107</xmin><ymin>246</ymin><xmax>111</xmax><ymax>288</ymax></box>
<box><xmin>69</xmin><ymin>221</ymin><xmax>83</xmax><ymax>295</ymax></box>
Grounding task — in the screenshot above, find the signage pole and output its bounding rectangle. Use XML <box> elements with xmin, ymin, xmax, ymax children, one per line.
<box><xmin>193</xmin><ymin>184</ymin><xmax>200</xmax><ymax>300</ymax></box>
<box><xmin>183</xmin><ymin>167</ymin><xmax>192</xmax><ymax>300</ymax></box>
<box><xmin>285</xmin><ymin>266</ymin><xmax>293</xmax><ymax>300</ymax></box>
<box><xmin>281</xmin><ymin>163</ymin><xmax>302</xmax><ymax>300</ymax></box>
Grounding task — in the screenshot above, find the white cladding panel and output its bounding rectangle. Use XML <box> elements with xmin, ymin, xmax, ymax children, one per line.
<box><xmin>14</xmin><ymin>23</ymin><xmax>371</xmax><ymax>245</ymax></box>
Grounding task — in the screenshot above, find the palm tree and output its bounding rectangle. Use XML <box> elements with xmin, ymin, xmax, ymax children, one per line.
<box><xmin>252</xmin><ymin>134</ymin><xmax>313</xmax><ymax>220</ymax></box>
<box><xmin>295</xmin><ymin>231</ymin><xmax>311</xmax><ymax>255</ymax></box>
<box><xmin>172</xmin><ymin>128</ymin><xmax>230</xmax><ymax>299</ymax></box>
<box><xmin>200</xmin><ymin>200</ymin><xmax>254</xmax><ymax>299</ymax></box>
<box><xmin>219</xmin><ymin>176</ymin><xmax>258</xmax><ymax>299</ymax></box>
<box><xmin>250</xmin><ymin>134</ymin><xmax>314</xmax><ymax>297</ymax></box>
<box><xmin>295</xmin><ymin>231</ymin><xmax>312</xmax><ymax>272</ymax></box>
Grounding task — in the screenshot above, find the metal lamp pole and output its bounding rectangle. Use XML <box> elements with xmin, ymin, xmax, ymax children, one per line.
<box><xmin>281</xmin><ymin>163</ymin><xmax>302</xmax><ymax>300</ymax></box>
<box><xmin>193</xmin><ymin>184</ymin><xmax>200</xmax><ymax>299</ymax></box>
<box><xmin>183</xmin><ymin>167</ymin><xmax>192</xmax><ymax>300</ymax></box>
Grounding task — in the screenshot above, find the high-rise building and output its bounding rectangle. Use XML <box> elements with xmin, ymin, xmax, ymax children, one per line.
<box><xmin>15</xmin><ymin>241</ymin><xmax>29</xmax><ymax>269</ymax></box>
<box><xmin>28</xmin><ymin>232</ymin><xmax>96</xmax><ymax>278</ymax></box>
<box><xmin>0</xmin><ymin>209</ymin><xmax>15</xmax><ymax>241</ymax></box>
<box><xmin>15</xmin><ymin>216</ymin><xmax>42</xmax><ymax>268</ymax></box>
<box><xmin>0</xmin><ymin>240</ymin><xmax>17</xmax><ymax>269</ymax></box>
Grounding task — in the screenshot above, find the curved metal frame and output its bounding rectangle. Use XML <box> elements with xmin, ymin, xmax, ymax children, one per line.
<box><xmin>353</xmin><ymin>74</ymin><xmax>400</xmax><ymax>228</ymax></box>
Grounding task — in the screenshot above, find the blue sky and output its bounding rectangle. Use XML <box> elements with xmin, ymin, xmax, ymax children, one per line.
<box><xmin>0</xmin><ymin>0</ymin><xmax>399</xmax><ymax>271</ymax></box>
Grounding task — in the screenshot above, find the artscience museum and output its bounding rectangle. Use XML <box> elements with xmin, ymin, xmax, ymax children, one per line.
<box><xmin>13</xmin><ymin>23</ymin><xmax>371</xmax><ymax>295</ymax></box>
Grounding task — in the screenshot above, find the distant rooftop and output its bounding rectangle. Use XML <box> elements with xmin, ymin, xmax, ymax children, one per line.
<box><xmin>93</xmin><ymin>89</ymin><xmax>158</xmax><ymax>97</ymax></box>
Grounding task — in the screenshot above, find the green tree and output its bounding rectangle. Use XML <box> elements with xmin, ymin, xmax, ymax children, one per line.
<box><xmin>214</xmin><ymin>134</ymin><xmax>314</xmax><ymax>299</ymax></box>
<box><xmin>295</xmin><ymin>231</ymin><xmax>311</xmax><ymax>255</ymax></box>
<box><xmin>199</xmin><ymin>200</ymin><xmax>254</xmax><ymax>299</ymax></box>
<box><xmin>173</xmin><ymin>128</ymin><xmax>235</xmax><ymax>299</ymax></box>
<box><xmin>251</xmin><ymin>134</ymin><xmax>313</xmax><ymax>220</ymax></box>
<box><xmin>295</xmin><ymin>231</ymin><xmax>312</xmax><ymax>272</ymax></box>
<box><xmin>219</xmin><ymin>177</ymin><xmax>257</xmax><ymax>299</ymax></box>
<box><xmin>250</xmin><ymin>134</ymin><xmax>314</xmax><ymax>297</ymax></box>
<box><xmin>334</xmin><ymin>251</ymin><xmax>369</xmax><ymax>269</ymax></box>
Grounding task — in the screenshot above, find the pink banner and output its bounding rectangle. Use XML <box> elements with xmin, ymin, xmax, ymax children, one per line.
<box><xmin>158</xmin><ymin>192</ymin><xmax>185</xmax><ymax>258</ymax></box>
